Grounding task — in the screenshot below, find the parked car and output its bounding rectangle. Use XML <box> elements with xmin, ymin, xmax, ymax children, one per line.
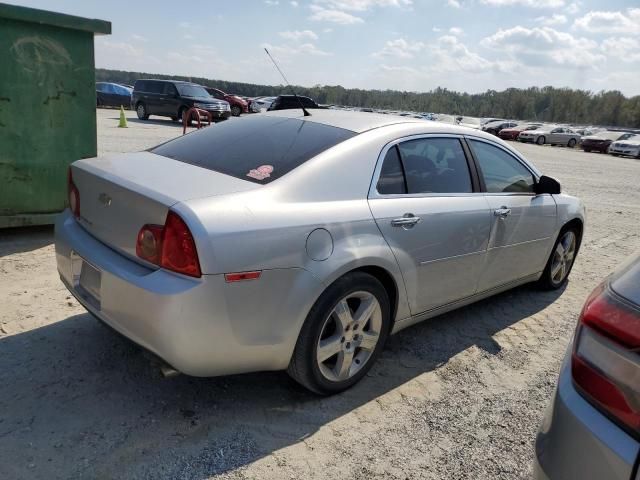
<box><xmin>96</xmin><ymin>82</ymin><xmax>132</xmax><ymax>108</ymax></box>
<box><xmin>131</xmin><ymin>79</ymin><xmax>231</xmax><ymax>123</ymax></box>
<box><xmin>204</xmin><ymin>87</ymin><xmax>248</xmax><ymax>117</ymax></box>
<box><xmin>482</xmin><ymin>120</ymin><xmax>519</xmax><ymax>136</ymax></box>
<box><xmin>498</xmin><ymin>123</ymin><xmax>542</xmax><ymax>141</ymax></box>
<box><xmin>581</xmin><ymin>131</ymin><xmax>636</xmax><ymax>153</ymax></box>
<box><xmin>518</xmin><ymin>126</ymin><xmax>581</xmax><ymax>147</ymax></box>
<box><xmin>609</xmin><ymin>135</ymin><xmax>640</xmax><ymax>158</ymax></box>
<box><xmin>56</xmin><ymin>110</ymin><xmax>584</xmax><ymax>395</ymax></box>
<box><xmin>251</xmin><ymin>96</ymin><xmax>276</xmax><ymax>111</ymax></box>
<box><xmin>534</xmin><ymin>253</ymin><xmax>640</xmax><ymax>480</ymax></box>
<box><xmin>267</xmin><ymin>95</ymin><xmax>321</xmax><ymax>111</ymax></box>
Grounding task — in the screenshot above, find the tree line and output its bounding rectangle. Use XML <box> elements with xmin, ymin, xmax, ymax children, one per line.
<box><xmin>97</xmin><ymin>68</ymin><xmax>640</xmax><ymax>128</ymax></box>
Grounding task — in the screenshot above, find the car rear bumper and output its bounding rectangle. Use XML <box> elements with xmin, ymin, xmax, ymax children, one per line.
<box><xmin>55</xmin><ymin>210</ymin><xmax>322</xmax><ymax>377</ymax></box>
<box><xmin>534</xmin><ymin>347</ymin><xmax>639</xmax><ymax>480</ymax></box>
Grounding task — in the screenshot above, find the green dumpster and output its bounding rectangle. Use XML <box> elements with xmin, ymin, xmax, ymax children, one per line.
<box><xmin>0</xmin><ymin>3</ymin><xmax>110</xmax><ymax>228</ymax></box>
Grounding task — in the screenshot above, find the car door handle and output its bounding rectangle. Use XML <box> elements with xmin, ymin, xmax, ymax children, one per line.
<box><xmin>494</xmin><ymin>207</ymin><xmax>511</xmax><ymax>218</ymax></box>
<box><xmin>391</xmin><ymin>214</ymin><xmax>421</xmax><ymax>228</ymax></box>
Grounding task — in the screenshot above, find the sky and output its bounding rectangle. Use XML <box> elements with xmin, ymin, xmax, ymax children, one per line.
<box><xmin>8</xmin><ymin>0</ymin><xmax>640</xmax><ymax>96</ymax></box>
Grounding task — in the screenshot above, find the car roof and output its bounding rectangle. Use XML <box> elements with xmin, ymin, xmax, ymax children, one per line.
<box><xmin>261</xmin><ymin>108</ymin><xmax>497</xmax><ymax>135</ymax></box>
<box><xmin>136</xmin><ymin>79</ymin><xmax>194</xmax><ymax>85</ymax></box>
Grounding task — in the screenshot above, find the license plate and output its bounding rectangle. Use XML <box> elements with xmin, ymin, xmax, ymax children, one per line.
<box><xmin>71</xmin><ymin>252</ymin><xmax>102</xmax><ymax>308</ymax></box>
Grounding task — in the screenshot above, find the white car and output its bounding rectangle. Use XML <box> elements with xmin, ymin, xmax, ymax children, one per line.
<box><xmin>252</xmin><ymin>96</ymin><xmax>276</xmax><ymax>112</ymax></box>
<box><xmin>609</xmin><ymin>135</ymin><xmax>640</xmax><ymax>158</ymax></box>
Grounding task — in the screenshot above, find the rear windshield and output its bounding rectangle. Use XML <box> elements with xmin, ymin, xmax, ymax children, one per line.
<box><xmin>151</xmin><ymin>115</ymin><xmax>356</xmax><ymax>184</ymax></box>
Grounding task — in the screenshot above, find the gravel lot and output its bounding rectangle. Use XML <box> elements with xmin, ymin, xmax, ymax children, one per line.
<box><xmin>1</xmin><ymin>108</ymin><xmax>639</xmax><ymax>480</ymax></box>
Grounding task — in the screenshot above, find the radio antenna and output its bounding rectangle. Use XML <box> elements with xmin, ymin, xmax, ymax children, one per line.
<box><xmin>264</xmin><ymin>48</ymin><xmax>311</xmax><ymax>117</ymax></box>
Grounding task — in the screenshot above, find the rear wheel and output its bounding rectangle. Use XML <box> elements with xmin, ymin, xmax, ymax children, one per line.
<box><xmin>537</xmin><ymin>227</ymin><xmax>579</xmax><ymax>290</ymax></box>
<box><xmin>136</xmin><ymin>103</ymin><xmax>148</xmax><ymax>120</ymax></box>
<box><xmin>536</xmin><ymin>136</ymin><xmax>545</xmax><ymax>145</ymax></box>
<box><xmin>583</xmin><ymin>148</ymin><xmax>591</xmax><ymax>153</ymax></box>
<box><xmin>231</xmin><ymin>105</ymin><xmax>242</xmax><ymax>117</ymax></box>
<box><xmin>288</xmin><ymin>272</ymin><xmax>390</xmax><ymax>395</ymax></box>
<box><xmin>568</xmin><ymin>138</ymin><xmax>577</xmax><ymax>148</ymax></box>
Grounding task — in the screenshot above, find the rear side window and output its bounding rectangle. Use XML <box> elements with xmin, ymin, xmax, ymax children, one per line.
<box><xmin>377</xmin><ymin>146</ymin><xmax>406</xmax><ymax>194</ymax></box>
<box><xmin>151</xmin><ymin>115</ymin><xmax>356</xmax><ymax>184</ymax></box>
<box><xmin>397</xmin><ymin>138</ymin><xmax>472</xmax><ymax>194</ymax></box>
<box><xmin>468</xmin><ymin>139</ymin><xmax>535</xmax><ymax>193</ymax></box>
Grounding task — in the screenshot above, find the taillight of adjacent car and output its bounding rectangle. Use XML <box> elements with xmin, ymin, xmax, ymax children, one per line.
<box><xmin>67</xmin><ymin>167</ymin><xmax>80</xmax><ymax>218</ymax></box>
<box><xmin>571</xmin><ymin>282</ymin><xmax>640</xmax><ymax>437</ymax></box>
<box><xmin>136</xmin><ymin>211</ymin><xmax>201</xmax><ymax>278</ymax></box>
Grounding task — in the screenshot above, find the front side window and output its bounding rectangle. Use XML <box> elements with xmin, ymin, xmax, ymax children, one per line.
<box><xmin>469</xmin><ymin>140</ymin><xmax>535</xmax><ymax>193</ymax></box>
<box><xmin>397</xmin><ymin>138</ymin><xmax>472</xmax><ymax>194</ymax></box>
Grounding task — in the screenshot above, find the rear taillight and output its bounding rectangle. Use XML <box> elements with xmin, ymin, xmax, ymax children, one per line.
<box><xmin>67</xmin><ymin>167</ymin><xmax>80</xmax><ymax>218</ymax></box>
<box><xmin>572</xmin><ymin>283</ymin><xmax>640</xmax><ymax>436</ymax></box>
<box><xmin>136</xmin><ymin>211</ymin><xmax>201</xmax><ymax>278</ymax></box>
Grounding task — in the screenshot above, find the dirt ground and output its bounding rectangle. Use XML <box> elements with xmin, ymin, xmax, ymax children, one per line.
<box><xmin>1</xmin><ymin>109</ymin><xmax>639</xmax><ymax>480</ymax></box>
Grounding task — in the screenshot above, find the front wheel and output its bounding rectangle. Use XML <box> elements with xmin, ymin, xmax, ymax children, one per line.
<box><xmin>537</xmin><ymin>228</ymin><xmax>579</xmax><ymax>290</ymax></box>
<box><xmin>288</xmin><ymin>272</ymin><xmax>391</xmax><ymax>395</ymax></box>
<box><xmin>568</xmin><ymin>138</ymin><xmax>577</xmax><ymax>148</ymax></box>
<box><xmin>536</xmin><ymin>136</ymin><xmax>545</xmax><ymax>145</ymax></box>
<box><xmin>230</xmin><ymin>105</ymin><xmax>242</xmax><ymax>117</ymax></box>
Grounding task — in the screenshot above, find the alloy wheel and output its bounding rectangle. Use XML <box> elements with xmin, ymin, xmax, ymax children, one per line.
<box><xmin>316</xmin><ymin>291</ymin><xmax>382</xmax><ymax>382</ymax></box>
<box><xmin>550</xmin><ymin>231</ymin><xmax>576</xmax><ymax>285</ymax></box>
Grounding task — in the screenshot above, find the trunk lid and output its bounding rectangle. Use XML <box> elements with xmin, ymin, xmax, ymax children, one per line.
<box><xmin>72</xmin><ymin>151</ymin><xmax>259</xmax><ymax>260</ymax></box>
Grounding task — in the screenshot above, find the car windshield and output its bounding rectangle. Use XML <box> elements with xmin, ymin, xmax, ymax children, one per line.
<box><xmin>176</xmin><ymin>84</ymin><xmax>211</xmax><ymax>98</ymax></box>
<box><xmin>151</xmin><ymin>115</ymin><xmax>356</xmax><ymax>184</ymax></box>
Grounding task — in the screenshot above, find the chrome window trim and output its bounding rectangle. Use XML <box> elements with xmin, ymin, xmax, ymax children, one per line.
<box><xmin>368</xmin><ymin>133</ymin><xmax>478</xmax><ymax>200</ymax></box>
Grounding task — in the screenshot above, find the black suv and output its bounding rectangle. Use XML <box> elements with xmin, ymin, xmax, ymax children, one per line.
<box><xmin>131</xmin><ymin>79</ymin><xmax>231</xmax><ymax>122</ymax></box>
<box><xmin>267</xmin><ymin>95</ymin><xmax>322</xmax><ymax>111</ymax></box>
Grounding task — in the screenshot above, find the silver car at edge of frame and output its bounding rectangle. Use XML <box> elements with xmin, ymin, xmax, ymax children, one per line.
<box><xmin>55</xmin><ymin>110</ymin><xmax>585</xmax><ymax>394</ymax></box>
<box><xmin>534</xmin><ymin>253</ymin><xmax>640</xmax><ymax>480</ymax></box>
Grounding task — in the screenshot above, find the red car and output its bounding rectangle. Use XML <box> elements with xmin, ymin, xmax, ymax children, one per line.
<box><xmin>205</xmin><ymin>87</ymin><xmax>248</xmax><ymax>117</ymax></box>
<box><xmin>498</xmin><ymin>123</ymin><xmax>542</xmax><ymax>141</ymax></box>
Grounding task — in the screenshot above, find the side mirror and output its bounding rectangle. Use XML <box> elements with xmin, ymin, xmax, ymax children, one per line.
<box><xmin>535</xmin><ymin>175</ymin><xmax>561</xmax><ymax>195</ymax></box>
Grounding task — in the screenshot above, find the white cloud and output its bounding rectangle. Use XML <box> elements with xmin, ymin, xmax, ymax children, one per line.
<box><xmin>480</xmin><ymin>0</ymin><xmax>565</xmax><ymax>8</ymax></box>
<box><xmin>183</xmin><ymin>34</ymin><xmax>194</xmax><ymax>40</ymax></box>
<box><xmin>482</xmin><ymin>26</ymin><xmax>605</xmax><ymax>67</ymax></box>
<box><xmin>313</xmin><ymin>0</ymin><xmax>412</xmax><ymax>11</ymax></box>
<box><xmin>264</xmin><ymin>0</ymin><xmax>279</xmax><ymax>5</ymax></box>
<box><xmin>279</xmin><ymin>30</ymin><xmax>319</xmax><ymax>41</ymax></box>
<box><xmin>291</xmin><ymin>0</ymin><xmax>299</xmax><ymax>5</ymax></box>
<box><xmin>535</xmin><ymin>14</ymin><xmax>567</xmax><ymax>26</ymax></box>
<box><xmin>130</xmin><ymin>34</ymin><xmax>148</xmax><ymax>42</ymax></box>
<box><xmin>178</xmin><ymin>21</ymin><xmax>191</xmax><ymax>28</ymax></box>
<box><xmin>323</xmin><ymin>27</ymin><xmax>334</xmax><ymax>33</ymax></box>
<box><xmin>601</xmin><ymin>37</ymin><xmax>640</xmax><ymax>62</ymax></box>
<box><xmin>262</xmin><ymin>42</ymin><xmax>332</xmax><ymax>57</ymax></box>
<box><xmin>309</xmin><ymin>5</ymin><xmax>364</xmax><ymax>23</ymax></box>
<box><xmin>372</xmin><ymin>38</ymin><xmax>426</xmax><ymax>58</ymax></box>
<box><xmin>431</xmin><ymin>35</ymin><xmax>508</xmax><ymax>73</ymax></box>
<box><xmin>566</xmin><ymin>2</ymin><xmax>581</xmax><ymax>14</ymax></box>
<box><xmin>447</xmin><ymin>0</ymin><xmax>461</xmax><ymax>8</ymax></box>
<box><xmin>449</xmin><ymin>27</ymin><xmax>463</xmax><ymax>35</ymax></box>
<box><xmin>97</xmin><ymin>40</ymin><xmax>143</xmax><ymax>58</ymax></box>
<box><xmin>574</xmin><ymin>8</ymin><xmax>640</xmax><ymax>35</ymax></box>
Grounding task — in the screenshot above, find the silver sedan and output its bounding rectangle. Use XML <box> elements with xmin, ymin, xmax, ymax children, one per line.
<box><xmin>518</xmin><ymin>125</ymin><xmax>581</xmax><ymax>147</ymax></box>
<box><xmin>55</xmin><ymin>110</ymin><xmax>585</xmax><ymax>394</ymax></box>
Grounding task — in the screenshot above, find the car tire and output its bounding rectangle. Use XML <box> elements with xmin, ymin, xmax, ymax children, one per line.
<box><xmin>287</xmin><ymin>272</ymin><xmax>391</xmax><ymax>395</ymax></box>
<box><xmin>536</xmin><ymin>136</ymin><xmax>545</xmax><ymax>145</ymax></box>
<box><xmin>136</xmin><ymin>103</ymin><xmax>148</xmax><ymax>120</ymax></box>
<box><xmin>568</xmin><ymin>138</ymin><xmax>577</xmax><ymax>148</ymax></box>
<box><xmin>612</xmin><ymin>153</ymin><xmax>619</xmax><ymax>157</ymax></box>
<box><xmin>537</xmin><ymin>226</ymin><xmax>580</xmax><ymax>290</ymax></box>
<box><xmin>231</xmin><ymin>105</ymin><xmax>242</xmax><ymax>117</ymax></box>
<box><xmin>583</xmin><ymin>148</ymin><xmax>591</xmax><ymax>153</ymax></box>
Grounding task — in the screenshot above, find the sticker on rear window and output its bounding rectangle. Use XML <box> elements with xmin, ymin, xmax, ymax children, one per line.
<box><xmin>247</xmin><ymin>165</ymin><xmax>274</xmax><ymax>181</ymax></box>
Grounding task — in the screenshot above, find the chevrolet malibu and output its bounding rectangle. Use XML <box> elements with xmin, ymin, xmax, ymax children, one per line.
<box><xmin>56</xmin><ymin>110</ymin><xmax>585</xmax><ymax>394</ymax></box>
